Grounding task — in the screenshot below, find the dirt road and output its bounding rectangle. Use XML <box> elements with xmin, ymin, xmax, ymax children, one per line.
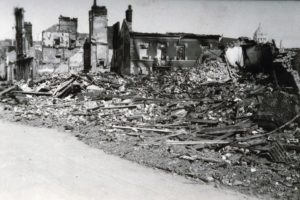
<box><xmin>0</xmin><ymin>120</ymin><xmax>264</xmax><ymax>200</ymax></box>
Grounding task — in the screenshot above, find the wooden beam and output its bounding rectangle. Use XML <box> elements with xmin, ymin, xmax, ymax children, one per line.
<box><xmin>13</xmin><ymin>91</ymin><xmax>52</xmax><ymax>96</ymax></box>
<box><xmin>166</xmin><ymin>140</ymin><xmax>229</xmax><ymax>145</ymax></box>
<box><xmin>0</xmin><ymin>85</ymin><xmax>18</xmax><ymax>97</ymax></box>
<box><xmin>101</xmin><ymin>105</ymin><xmax>137</xmax><ymax>110</ymax></box>
<box><xmin>112</xmin><ymin>125</ymin><xmax>173</xmax><ymax>133</ymax></box>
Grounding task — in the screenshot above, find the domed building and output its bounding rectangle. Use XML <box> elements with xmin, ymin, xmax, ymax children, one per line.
<box><xmin>253</xmin><ymin>23</ymin><xmax>268</xmax><ymax>44</ymax></box>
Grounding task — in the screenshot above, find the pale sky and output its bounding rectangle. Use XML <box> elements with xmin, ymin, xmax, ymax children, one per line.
<box><xmin>0</xmin><ymin>0</ymin><xmax>300</xmax><ymax>47</ymax></box>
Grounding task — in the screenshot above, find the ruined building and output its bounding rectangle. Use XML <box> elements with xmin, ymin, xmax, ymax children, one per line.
<box><xmin>83</xmin><ymin>2</ymin><xmax>222</xmax><ymax>74</ymax></box>
<box><xmin>111</xmin><ymin>6</ymin><xmax>222</xmax><ymax>74</ymax></box>
<box><xmin>42</xmin><ymin>15</ymin><xmax>79</xmax><ymax>63</ymax></box>
<box><xmin>58</xmin><ymin>15</ymin><xmax>78</xmax><ymax>34</ymax></box>
<box><xmin>82</xmin><ymin>2</ymin><xmax>238</xmax><ymax>74</ymax></box>
<box><xmin>9</xmin><ymin>7</ymin><xmax>36</xmax><ymax>81</ymax></box>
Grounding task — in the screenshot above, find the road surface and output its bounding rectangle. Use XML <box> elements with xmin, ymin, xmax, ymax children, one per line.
<box><xmin>0</xmin><ymin>120</ymin><xmax>262</xmax><ymax>200</ymax></box>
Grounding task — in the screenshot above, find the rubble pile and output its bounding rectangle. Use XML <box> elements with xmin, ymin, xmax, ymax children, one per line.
<box><xmin>126</xmin><ymin>60</ymin><xmax>235</xmax><ymax>99</ymax></box>
<box><xmin>274</xmin><ymin>50</ymin><xmax>296</xmax><ymax>70</ymax></box>
<box><xmin>0</xmin><ymin>57</ymin><xmax>299</xmax><ymax>199</ymax></box>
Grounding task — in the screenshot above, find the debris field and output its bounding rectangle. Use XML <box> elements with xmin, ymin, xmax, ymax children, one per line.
<box><xmin>0</xmin><ymin>55</ymin><xmax>300</xmax><ymax>200</ymax></box>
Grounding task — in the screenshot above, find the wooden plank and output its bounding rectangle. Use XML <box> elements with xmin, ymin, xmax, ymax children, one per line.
<box><xmin>13</xmin><ymin>91</ymin><xmax>52</xmax><ymax>96</ymax></box>
<box><xmin>112</xmin><ymin>125</ymin><xmax>173</xmax><ymax>133</ymax></box>
<box><xmin>196</xmin><ymin>125</ymin><xmax>250</xmax><ymax>135</ymax></box>
<box><xmin>189</xmin><ymin>119</ymin><xmax>218</xmax><ymax>125</ymax></box>
<box><xmin>101</xmin><ymin>105</ymin><xmax>137</xmax><ymax>110</ymax></box>
<box><xmin>87</xmin><ymin>105</ymin><xmax>104</xmax><ymax>111</ymax></box>
<box><xmin>166</xmin><ymin>140</ymin><xmax>229</xmax><ymax>145</ymax></box>
<box><xmin>53</xmin><ymin>77</ymin><xmax>76</xmax><ymax>96</ymax></box>
<box><xmin>0</xmin><ymin>85</ymin><xmax>17</xmax><ymax>97</ymax></box>
<box><xmin>152</xmin><ymin>132</ymin><xmax>186</xmax><ymax>141</ymax></box>
<box><xmin>214</xmin><ymin>131</ymin><xmax>237</xmax><ymax>141</ymax></box>
<box><xmin>55</xmin><ymin>83</ymin><xmax>74</xmax><ymax>98</ymax></box>
<box><xmin>180</xmin><ymin>155</ymin><xmax>223</xmax><ymax>163</ymax></box>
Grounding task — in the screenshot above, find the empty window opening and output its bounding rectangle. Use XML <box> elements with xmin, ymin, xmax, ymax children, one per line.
<box><xmin>176</xmin><ymin>45</ymin><xmax>185</xmax><ymax>60</ymax></box>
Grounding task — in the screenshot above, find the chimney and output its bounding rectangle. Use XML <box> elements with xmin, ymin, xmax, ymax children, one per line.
<box><xmin>125</xmin><ymin>5</ymin><xmax>132</xmax><ymax>31</ymax></box>
<box><xmin>14</xmin><ymin>7</ymin><xmax>25</xmax><ymax>59</ymax></box>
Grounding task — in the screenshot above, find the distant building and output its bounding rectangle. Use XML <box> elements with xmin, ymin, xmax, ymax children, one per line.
<box><xmin>42</xmin><ymin>15</ymin><xmax>86</xmax><ymax>63</ymax></box>
<box><xmin>83</xmin><ymin>2</ymin><xmax>236</xmax><ymax>74</ymax></box>
<box><xmin>111</xmin><ymin>5</ymin><xmax>222</xmax><ymax>75</ymax></box>
<box><xmin>253</xmin><ymin>23</ymin><xmax>268</xmax><ymax>44</ymax></box>
<box><xmin>58</xmin><ymin>15</ymin><xmax>78</xmax><ymax>34</ymax></box>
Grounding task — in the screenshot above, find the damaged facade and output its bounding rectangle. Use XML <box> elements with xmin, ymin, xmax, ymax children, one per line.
<box><xmin>86</xmin><ymin>0</ymin><xmax>113</xmax><ymax>72</ymax></box>
<box><xmin>110</xmin><ymin>6</ymin><xmax>222</xmax><ymax>75</ymax></box>
<box><xmin>10</xmin><ymin>7</ymin><xmax>36</xmax><ymax>81</ymax></box>
<box><xmin>42</xmin><ymin>15</ymin><xmax>82</xmax><ymax>63</ymax></box>
<box><xmin>83</xmin><ymin>3</ymin><xmax>222</xmax><ymax>74</ymax></box>
<box><xmin>112</xmin><ymin>31</ymin><xmax>222</xmax><ymax>74</ymax></box>
<box><xmin>0</xmin><ymin>39</ymin><xmax>15</xmax><ymax>80</ymax></box>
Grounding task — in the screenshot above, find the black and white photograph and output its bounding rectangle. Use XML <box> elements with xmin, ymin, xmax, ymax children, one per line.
<box><xmin>0</xmin><ymin>0</ymin><xmax>299</xmax><ymax>199</ymax></box>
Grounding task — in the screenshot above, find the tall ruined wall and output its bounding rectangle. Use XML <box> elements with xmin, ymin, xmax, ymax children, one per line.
<box><xmin>24</xmin><ymin>22</ymin><xmax>33</xmax><ymax>48</ymax></box>
<box><xmin>14</xmin><ymin>8</ymin><xmax>24</xmax><ymax>59</ymax></box>
<box><xmin>14</xmin><ymin>7</ymin><xmax>35</xmax><ymax>81</ymax></box>
<box><xmin>91</xmin><ymin>15</ymin><xmax>108</xmax><ymax>68</ymax></box>
<box><xmin>58</xmin><ymin>16</ymin><xmax>77</xmax><ymax>34</ymax></box>
<box><xmin>91</xmin><ymin>16</ymin><xmax>107</xmax><ymax>45</ymax></box>
<box><xmin>111</xmin><ymin>21</ymin><xmax>131</xmax><ymax>74</ymax></box>
<box><xmin>89</xmin><ymin>4</ymin><xmax>109</xmax><ymax>70</ymax></box>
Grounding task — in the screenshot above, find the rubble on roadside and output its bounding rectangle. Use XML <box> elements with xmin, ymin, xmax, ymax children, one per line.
<box><xmin>0</xmin><ymin>56</ymin><xmax>299</xmax><ymax>199</ymax></box>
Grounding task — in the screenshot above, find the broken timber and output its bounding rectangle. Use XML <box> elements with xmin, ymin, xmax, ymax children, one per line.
<box><xmin>53</xmin><ymin>77</ymin><xmax>77</xmax><ymax>98</ymax></box>
<box><xmin>101</xmin><ymin>105</ymin><xmax>137</xmax><ymax>110</ymax></box>
<box><xmin>13</xmin><ymin>91</ymin><xmax>52</xmax><ymax>96</ymax></box>
<box><xmin>0</xmin><ymin>85</ymin><xmax>18</xmax><ymax>97</ymax></box>
<box><xmin>166</xmin><ymin>140</ymin><xmax>229</xmax><ymax>145</ymax></box>
<box><xmin>112</xmin><ymin>125</ymin><xmax>173</xmax><ymax>133</ymax></box>
<box><xmin>195</xmin><ymin>125</ymin><xmax>250</xmax><ymax>135</ymax></box>
<box><xmin>237</xmin><ymin>113</ymin><xmax>300</xmax><ymax>141</ymax></box>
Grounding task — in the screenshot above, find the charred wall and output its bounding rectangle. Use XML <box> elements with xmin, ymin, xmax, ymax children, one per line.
<box><xmin>89</xmin><ymin>2</ymin><xmax>108</xmax><ymax>69</ymax></box>
<box><xmin>58</xmin><ymin>15</ymin><xmax>78</xmax><ymax>34</ymax></box>
<box><xmin>42</xmin><ymin>47</ymin><xmax>78</xmax><ymax>63</ymax></box>
<box><xmin>24</xmin><ymin>22</ymin><xmax>33</xmax><ymax>47</ymax></box>
<box><xmin>127</xmin><ymin>36</ymin><xmax>220</xmax><ymax>74</ymax></box>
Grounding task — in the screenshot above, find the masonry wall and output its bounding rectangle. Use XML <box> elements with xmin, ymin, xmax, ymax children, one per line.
<box><xmin>24</xmin><ymin>22</ymin><xmax>33</xmax><ymax>47</ymax></box>
<box><xmin>14</xmin><ymin>8</ymin><xmax>24</xmax><ymax>58</ymax></box>
<box><xmin>112</xmin><ymin>21</ymin><xmax>131</xmax><ymax>74</ymax></box>
<box><xmin>42</xmin><ymin>47</ymin><xmax>79</xmax><ymax>64</ymax></box>
<box><xmin>128</xmin><ymin>37</ymin><xmax>220</xmax><ymax>74</ymax></box>
<box><xmin>15</xmin><ymin>57</ymin><xmax>36</xmax><ymax>81</ymax></box>
<box><xmin>59</xmin><ymin>17</ymin><xmax>77</xmax><ymax>34</ymax></box>
<box><xmin>91</xmin><ymin>15</ymin><xmax>108</xmax><ymax>69</ymax></box>
<box><xmin>42</xmin><ymin>32</ymin><xmax>70</xmax><ymax>48</ymax></box>
<box><xmin>0</xmin><ymin>61</ymin><xmax>6</xmax><ymax>80</ymax></box>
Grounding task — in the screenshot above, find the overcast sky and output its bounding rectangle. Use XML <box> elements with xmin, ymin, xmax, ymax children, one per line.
<box><xmin>0</xmin><ymin>0</ymin><xmax>299</xmax><ymax>47</ymax></box>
